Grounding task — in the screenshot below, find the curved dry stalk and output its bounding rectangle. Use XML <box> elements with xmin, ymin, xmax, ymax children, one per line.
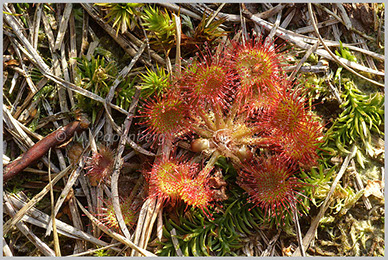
<box><xmin>66</xmin><ymin>242</ymin><xmax>122</xmax><ymax>257</ymax></box>
<box><xmin>307</xmin><ymin>3</ymin><xmax>384</xmax><ymax>88</ymax></box>
<box><xmin>48</xmin><ymin>149</ymin><xmax>61</xmax><ymax>256</ymax></box>
<box><xmin>111</xmin><ymin>88</ymin><xmax>141</xmax><ymax>241</ymax></box>
<box><xmin>45</xmin><ymin>145</ymin><xmax>89</xmax><ymax>236</ymax></box>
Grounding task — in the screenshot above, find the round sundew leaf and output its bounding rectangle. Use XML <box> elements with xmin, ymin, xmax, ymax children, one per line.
<box><xmin>238</xmin><ymin>157</ymin><xmax>305</xmax><ymax>219</ymax></box>
<box><xmin>179</xmin><ymin>177</ymin><xmax>212</xmax><ymax>208</ymax></box>
<box><xmin>232</xmin><ymin>40</ymin><xmax>283</xmax><ymax>97</ymax></box>
<box><xmin>148</xmin><ymin>160</ymin><xmax>182</xmax><ymax>200</ymax></box>
<box><xmin>156</xmin><ymin>161</ymin><xmax>181</xmax><ymax>197</ymax></box>
<box><xmin>270</xmin><ymin>91</ymin><xmax>307</xmax><ymax>135</ymax></box>
<box><xmin>192</xmin><ymin>65</ymin><xmax>227</xmax><ymax>97</ymax></box>
<box><xmin>142</xmin><ymin>94</ymin><xmax>191</xmax><ymax>141</ymax></box>
<box><xmin>179</xmin><ymin>56</ymin><xmax>236</xmax><ymax>108</ymax></box>
<box><xmin>84</xmin><ymin>145</ymin><xmax>114</xmax><ymax>186</ymax></box>
<box><xmin>278</xmin><ymin>121</ymin><xmax>323</xmax><ymax>166</ymax></box>
<box><xmin>99</xmin><ymin>198</ymin><xmax>137</xmax><ymax>231</ymax></box>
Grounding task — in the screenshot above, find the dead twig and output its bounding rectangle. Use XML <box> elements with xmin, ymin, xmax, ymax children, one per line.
<box><xmin>170</xmin><ymin>228</ymin><xmax>183</xmax><ymax>256</ymax></box>
<box><xmin>3</xmin><ymin>120</ymin><xmax>88</xmax><ymax>182</ymax></box>
<box><xmin>289</xmin><ymin>41</ymin><xmax>319</xmax><ymax>79</ymax></box>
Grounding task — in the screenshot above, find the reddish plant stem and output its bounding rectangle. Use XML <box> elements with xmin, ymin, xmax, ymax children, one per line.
<box><xmin>3</xmin><ymin>120</ymin><xmax>88</xmax><ymax>183</ymax></box>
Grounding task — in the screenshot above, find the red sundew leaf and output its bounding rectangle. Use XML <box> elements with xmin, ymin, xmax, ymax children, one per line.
<box><xmin>276</xmin><ymin>120</ymin><xmax>324</xmax><ymax>167</ymax></box>
<box><xmin>179</xmin><ymin>173</ymin><xmax>214</xmax><ymax>211</ymax></box>
<box><xmin>178</xmin><ymin>56</ymin><xmax>237</xmax><ymax>110</ymax></box>
<box><xmin>238</xmin><ymin>156</ymin><xmax>306</xmax><ymax>221</ymax></box>
<box><xmin>145</xmin><ymin>159</ymin><xmax>184</xmax><ymax>203</ymax></box>
<box><xmin>229</xmin><ymin>37</ymin><xmax>285</xmax><ymax>100</ymax></box>
<box><xmin>139</xmin><ymin>91</ymin><xmax>192</xmax><ymax>144</ymax></box>
<box><xmin>85</xmin><ymin>145</ymin><xmax>114</xmax><ymax>186</ymax></box>
<box><xmin>97</xmin><ymin>196</ymin><xmax>138</xmax><ymax>232</ymax></box>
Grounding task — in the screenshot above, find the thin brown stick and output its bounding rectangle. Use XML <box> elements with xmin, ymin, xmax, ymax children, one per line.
<box><xmin>3</xmin><ymin>120</ymin><xmax>88</xmax><ymax>182</ymax></box>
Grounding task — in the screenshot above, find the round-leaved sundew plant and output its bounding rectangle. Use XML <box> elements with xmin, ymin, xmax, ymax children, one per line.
<box><xmin>84</xmin><ymin>145</ymin><xmax>114</xmax><ymax>186</ymax></box>
<box><xmin>142</xmin><ymin>35</ymin><xmax>325</xmax><ymax>225</ymax></box>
